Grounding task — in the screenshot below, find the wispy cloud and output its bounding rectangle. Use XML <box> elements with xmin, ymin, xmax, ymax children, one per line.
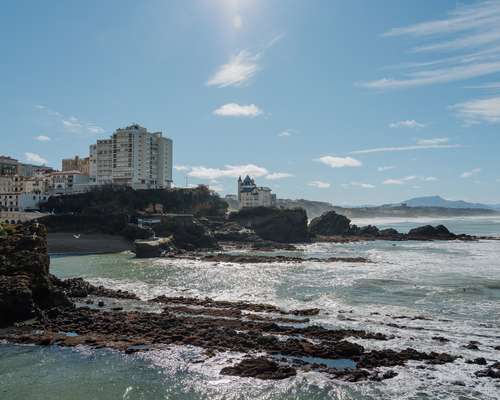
<box><xmin>342</xmin><ymin>182</ymin><xmax>375</xmax><ymax>189</ymax></box>
<box><xmin>451</xmin><ymin>96</ymin><xmax>500</xmax><ymax>124</ymax></box>
<box><xmin>34</xmin><ymin>135</ymin><xmax>51</xmax><ymax>142</ymax></box>
<box><xmin>308</xmin><ymin>180</ymin><xmax>331</xmax><ymax>189</ymax></box>
<box><xmin>465</xmin><ymin>81</ymin><xmax>500</xmax><ymax>89</ymax></box>
<box><xmin>278</xmin><ymin>129</ymin><xmax>298</xmax><ymax>137</ymax></box>
<box><xmin>361</xmin><ymin>1</ymin><xmax>500</xmax><ymax>89</ymax></box>
<box><xmin>315</xmin><ymin>156</ymin><xmax>362</xmax><ymax>168</ymax></box>
<box><xmin>206</xmin><ymin>35</ymin><xmax>283</xmax><ymax>88</ymax></box>
<box><xmin>389</xmin><ymin>120</ymin><xmax>425</xmax><ymax>128</ymax></box>
<box><xmin>461</xmin><ymin>167</ymin><xmax>481</xmax><ymax>178</ymax></box>
<box><xmin>351</xmin><ymin>138</ymin><xmax>461</xmax><ymax>155</ymax></box>
<box><xmin>382</xmin><ymin>175</ymin><xmax>437</xmax><ymax>185</ymax></box>
<box><xmin>213</xmin><ymin>103</ymin><xmax>262</xmax><ymax>117</ymax></box>
<box><xmin>187</xmin><ymin>164</ymin><xmax>268</xmax><ymax>180</ymax></box>
<box><xmin>416</xmin><ymin>137</ymin><xmax>449</xmax><ymax>145</ymax></box>
<box><xmin>377</xmin><ymin>166</ymin><xmax>395</xmax><ymax>172</ymax></box>
<box><xmin>25</xmin><ymin>152</ymin><xmax>47</xmax><ymax>165</ymax></box>
<box><xmin>232</xmin><ymin>15</ymin><xmax>243</xmax><ymax>29</ymax></box>
<box><xmin>265</xmin><ymin>172</ymin><xmax>293</xmax><ymax>180</ymax></box>
<box><xmin>174</xmin><ymin>165</ymin><xmax>190</xmax><ymax>172</ymax></box>
<box><xmin>35</xmin><ymin>105</ymin><xmax>105</xmax><ymax>134</ymax></box>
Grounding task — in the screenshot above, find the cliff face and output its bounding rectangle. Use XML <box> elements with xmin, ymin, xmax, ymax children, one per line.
<box><xmin>229</xmin><ymin>207</ymin><xmax>309</xmax><ymax>243</ymax></box>
<box><xmin>0</xmin><ymin>223</ymin><xmax>71</xmax><ymax>327</ymax></box>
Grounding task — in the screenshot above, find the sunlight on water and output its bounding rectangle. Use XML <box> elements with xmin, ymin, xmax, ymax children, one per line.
<box><xmin>2</xmin><ymin>217</ymin><xmax>500</xmax><ymax>399</ymax></box>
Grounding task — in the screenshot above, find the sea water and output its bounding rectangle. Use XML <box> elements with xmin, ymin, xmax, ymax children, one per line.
<box><xmin>1</xmin><ymin>216</ymin><xmax>500</xmax><ymax>399</ymax></box>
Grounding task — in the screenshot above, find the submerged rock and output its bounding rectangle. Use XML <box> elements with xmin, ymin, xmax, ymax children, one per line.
<box><xmin>134</xmin><ymin>237</ymin><xmax>174</xmax><ymax>258</ymax></box>
<box><xmin>220</xmin><ymin>358</ymin><xmax>297</xmax><ymax>380</ymax></box>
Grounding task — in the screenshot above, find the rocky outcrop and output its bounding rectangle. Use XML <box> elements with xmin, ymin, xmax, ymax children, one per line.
<box><xmin>407</xmin><ymin>224</ymin><xmax>455</xmax><ymax>240</ymax></box>
<box><xmin>0</xmin><ymin>223</ymin><xmax>72</xmax><ymax>328</ymax></box>
<box><xmin>309</xmin><ymin>211</ymin><xmax>351</xmax><ymax>236</ymax></box>
<box><xmin>51</xmin><ymin>277</ymin><xmax>139</xmax><ymax>300</ymax></box>
<box><xmin>134</xmin><ymin>237</ymin><xmax>174</xmax><ymax>258</ymax></box>
<box><xmin>229</xmin><ymin>207</ymin><xmax>309</xmax><ymax>243</ymax></box>
<box><xmin>221</xmin><ymin>358</ymin><xmax>297</xmax><ymax>380</ymax></box>
<box><xmin>153</xmin><ymin>215</ymin><xmax>219</xmax><ymax>251</ymax></box>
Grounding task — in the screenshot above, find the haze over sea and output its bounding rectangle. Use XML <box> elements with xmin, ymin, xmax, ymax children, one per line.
<box><xmin>1</xmin><ymin>216</ymin><xmax>499</xmax><ymax>400</ymax></box>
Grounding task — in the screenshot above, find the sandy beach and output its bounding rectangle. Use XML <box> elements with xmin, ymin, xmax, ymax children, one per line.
<box><xmin>47</xmin><ymin>232</ymin><xmax>133</xmax><ymax>255</ymax></box>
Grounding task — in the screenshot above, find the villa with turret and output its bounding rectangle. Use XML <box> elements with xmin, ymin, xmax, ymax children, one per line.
<box><xmin>237</xmin><ymin>176</ymin><xmax>276</xmax><ymax>208</ymax></box>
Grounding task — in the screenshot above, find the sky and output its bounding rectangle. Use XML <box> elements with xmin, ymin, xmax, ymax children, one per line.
<box><xmin>1</xmin><ymin>0</ymin><xmax>499</xmax><ymax>206</ymax></box>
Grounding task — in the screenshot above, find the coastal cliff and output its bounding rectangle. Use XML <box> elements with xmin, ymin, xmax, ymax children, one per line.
<box><xmin>0</xmin><ymin>223</ymin><xmax>72</xmax><ymax>327</ymax></box>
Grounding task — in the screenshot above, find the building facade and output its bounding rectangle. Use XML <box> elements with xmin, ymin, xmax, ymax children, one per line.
<box><xmin>237</xmin><ymin>176</ymin><xmax>276</xmax><ymax>208</ymax></box>
<box><xmin>62</xmin><ymin>155</ymin><xmax>90</xmax><ymax>175</ymax></box>
<box><xmin>90</xmin><ymin>124</ymin><xmax>172</xmax><ymax>189</ymax></box>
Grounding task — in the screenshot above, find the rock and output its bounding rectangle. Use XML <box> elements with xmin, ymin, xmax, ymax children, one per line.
<box><xmin>0</xmin><ymin>223</ymin><xmax>72</xmax><ymax>328</ymax></box>
<box><xmin>220</xmin><ymin>358</ymin><xmax>296</xmax><ymax>380</ymax></box>
<box><xmin>229</xmin><ymin>207</ymin><xmax>309</xmax><ymax>243</ymax></box>
<box><xmin>354</xmin><ymin>225</ymin><xmax>380</xmax><ymax>236</ymax></box>
<box><xmin>134</xmin><ymin>237</ymin><xmax>174</xmax><ymax>258</ymax></box>
<box><xmin>335</xmin><ymin>340</ymin><xmax>364</xmax><ymax>357</ymax></box>
<box><xmin>98</xmin><ymin>300</ymin><xmax>105</xmax><ymax>307</ymax></box>
<box><xmin>308</xmin><ymin>211</ymin><xmax>352</xmax><ymax>236</ymax></box>
<box><xmin>407</xmin><ymin>225</ymin><xmax>455</xmax><ymax>240</ymax></box>
<box><xmin>153</xmin><ymin>215</ymin><xmax>219</xmax><ymax>250</ymax></box>
<box><xmin>379</xmin><ymin>228</ymin><xmax>400</xmax><ymax>237</ymax></box>
<box><xmin>214</xmin><ymin>222</ymin><xmax>261</xmax><ymax>242</ymax></box>
<box><xmin>464</xmin><ymin>342</ymin><xmax>480</xmax><ymax>350</ymax></box>
<box><xmin>52</xmin><ymin>277</ymin><xmax>139</xmax><ymax>300</ymax></box>
<box><xmin>466</xmin><ymin>357</ymin><xmax>487</xmax><ymax>365</ymax></box>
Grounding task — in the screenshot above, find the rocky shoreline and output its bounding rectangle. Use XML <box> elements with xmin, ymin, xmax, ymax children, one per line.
<box><xmin>2</xmin><ymin>222</ymin><xmax>500</xmax><ymax>383</ymax></box>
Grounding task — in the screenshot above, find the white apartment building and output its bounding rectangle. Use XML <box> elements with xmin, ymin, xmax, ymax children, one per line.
<box><xmin>237</xmin><ymin>176</ymin><xmax>276</xmax><ymax>208</ymax></box>
<box><xmin>90</xmin><ymin>124</ymin><xmax>172</xmax><ymax>189</ymax></box>
<box><xmin>89</xmin><ymin>139</ymin><xmax>113</xmax><ymax>185</ymax></box>
<box><xmin>49</xmin><ymin>171</ymin><xmax>90</xmax><ymax>194</ymax></box>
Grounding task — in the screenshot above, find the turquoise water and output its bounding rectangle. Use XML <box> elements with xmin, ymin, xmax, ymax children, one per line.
<box><xmin>1</xmin><ymin>216</ymin><xmax>500</xmax><ymax>399</ymax></box>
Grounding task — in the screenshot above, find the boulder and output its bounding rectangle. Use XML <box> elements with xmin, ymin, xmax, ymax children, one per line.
<box><xmin>0</xmin><ymin>223</ymin><xmax>72</xmax><ymax>327</ymax></box>
<box><xmin>134</xmin><ymin>237</ymin><xmax>174</xmax><ymax>258</ymax></box>
<box><xmin>229</xmin><ymin>207</ymin><xmax>309</xmax><ymax>243</ymax></box>
<box><xmin>220</xmin><ymin>357</ymin><xmax>296</xmax><ymax>380</ymax></box>
<box><xmin>153</xmin><ymin>215</ymin><xmax>219</xmax><ymax>250</ymax></box>
<box><xmin>407</xmin><ymin>224</ymin><xmax>455</xmax><ymax>239</ymax></box>
<box><xmin>308</xmin><ymin>211</ymin><xmax>352</xmax><ymax>236</ymax></box>
<box><xmin>213</xmin><ymin>222</ymin><xmax>261</xmax><ymax>242</ymax></box>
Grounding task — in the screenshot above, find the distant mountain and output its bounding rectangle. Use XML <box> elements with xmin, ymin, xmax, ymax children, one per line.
<box><xmin>402</xmin><ymin>196</ymin><xmax>500</xmax><ymax>210</ymax></box>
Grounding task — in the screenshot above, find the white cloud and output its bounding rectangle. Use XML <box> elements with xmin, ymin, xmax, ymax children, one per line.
<box><xmin>35</xmin><ymin>135</ymin><xmax>51</xmax><ymax>142</ymax></box>
<box><xmin>389</xmin><ymin>120</ymin><xmax>425</xmax><ymax>128</ymax></box>
<box><xmin>233</xmin><ymin>15</ymin><xmax>243</xmax><ymax>29</ymax></box>
<box><xmin>308</xmin><ymin>180</ymin><xmax>330</xmax><ymax>189</ymax></box>
<box><xmin>383</xmin><ymin>179</ymin><xmax>405</xmax><ymax>185</ymax></box>
<box><xmin>466</xmin><ymin>82</ymin><xmax>500</xmax><ymax>89</ymax></box>
<box><xmin>361</xmin><ymin>1</ymin><xmax>500</xmax><ymax>89</ymax></box>
<box><xmin>416</xmin><ymin>137</ymin><xmax>449</xmax><ymax>145</ymax></box>
<box><xmin>343</xmin><ymin>182</ymin><xmax>375</xmax><ymax>189</ymax></box>
<box><xmin>87</xmin><ymin>125</ymin><xmax>105</xmax><ymax>134</ymax></box>
<box><xmin>213</xmin><ymin>103</ymin><xmax>262</xmax><ymax>117</ymax></box>
<box><xmin>377</xmin><ymin>166</ymin><xmax>395</xmax><ymax>172</ymax></box>
<box><xmin>315</xmin><ymin>156</ymin><xmax>362</xmax><ymax>168</ymax></box>
<box><xmin>187</xmin><ymin>164</ymin><xmax>268</xmax><ymax>180</ymax></box>
<box><xmin>278</xmin><ymin>131</ymin><xmax>291</xmax><ymax>137</ymax></box>
<box><xmin>207</xmin><ymin>50</ymin><xmax>259</xmax><ymax>87</ymax></box>
<box><xmin>265</xmin><ymin>172</ymin><xmax>293</xmax><ymax>180</ymax></box>
<box><xmin>25</xmin><ymin>152</ymin><xmax>47</xmax><ymax>165</ymax></box>
<box><xmin>451</xmin><ymin>96</ymin><xmax>500</xmax><ymax>124</ymax></box>
<box><xmin>174</xmin><ymin>165</ymin><xmax>190</xmax><ymax>172</ymax></box>
<box><xmin>383</xmin><ymin>175</ymin><xmax>437</xmax><ymax>185</ymax></box>
<box><xmin>352</xmin><ymin>141</ymin><xmax>461</xmax><ymax>155</ymax></box>
<box><xmin>461</xmin><ymin>168</ymin><xmax>481</xmax><ymax>178</ymax></box>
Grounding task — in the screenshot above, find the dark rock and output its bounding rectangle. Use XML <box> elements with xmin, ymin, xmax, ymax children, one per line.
<box><xmin>407</xmin><ymin>225</ymin><xmax>455</xmax><ymax>240</ymax></box>
<box><xmin>52</xmin><ymin>277</ymin><xmax>139</xmax><ymax>300</ymax></box>
<box><xmin>356</xmin><ymin>225</ymin><xmax>380</xmax><ymax>236</ymax></box>
<box><xmin>220</xmin><ymin>358</ymin><xmax>296</xmax><ymax>380</ymax></box>
<box><xmin>309</xmin><ymin>211</ymin><xmax>352</xmax><ymax>236</ymax></box>
<box><xmin>466</xmin><ymin>357</ymin><xmax>487</xmax><ymax>365</ymax></box>
<box><xmin>98</xmin><ymin>300</ymin><xmax>105</xmax><ymax>307</ymax></box>
<box><xmin>229</xmin><ymin>207</ymin><xmax>309</xmax><ymax>243</ymax></box>
<box><xmin>134</xmin><ymin>237</ymin><xmax>174</xmax><ymax>258</ymax></box>
<box><xmin>0</xmin><ymin>223</ymin><xmax>72</xmax><ymax>328</ymax></box>
<box><xmin>464</xmin><ymin>342</ymin><xmax>480</xmax><ymax>350</ymax></box>
<box><xmin>379</xmin><ymin>228</ymin><xmax>400</xmax><ymax>237</ymax></box>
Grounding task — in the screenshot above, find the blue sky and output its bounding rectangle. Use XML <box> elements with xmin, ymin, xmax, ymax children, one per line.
<box><xmin>1</xmin><ymin>0</ymin><xmax>499</xmax><ymax>205</ymax></box>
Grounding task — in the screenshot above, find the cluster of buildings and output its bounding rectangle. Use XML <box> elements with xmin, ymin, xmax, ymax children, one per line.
<box><xmin>0</xmin><ymin>124</ymin><xmax>173</xmax><ymax>221</ymax></box>
<box><xmin>1</xmin><ymin>123</ymin><xmax>277</xmax><ymax>223</ymax></box>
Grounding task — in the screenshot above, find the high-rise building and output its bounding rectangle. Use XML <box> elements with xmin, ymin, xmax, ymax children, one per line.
<box><xmin>90</xmin><ymin>124</ymin><xmax>172</xmax><ymax>189</ymax></box>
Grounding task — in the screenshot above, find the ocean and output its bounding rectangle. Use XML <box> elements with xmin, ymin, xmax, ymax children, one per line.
<box><xmin>1</xmin><ymin>216</ymin><xmax>500</xmax><ymax>399</ymax></box>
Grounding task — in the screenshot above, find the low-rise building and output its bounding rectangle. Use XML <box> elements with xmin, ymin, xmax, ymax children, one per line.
<box><xmin>237</xmin><ymin>176</ymin><xmax>276</xmax><ymax>208</ymax></box>
<box><xmin>0</xmin><ymin>192</ymin><xmax>49</xmax><ymax>212</ymax></box>
<box><xmin>49</xmin><ymin>171</ymin><xmax>90</xmax><ymax>194</ymax></box>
